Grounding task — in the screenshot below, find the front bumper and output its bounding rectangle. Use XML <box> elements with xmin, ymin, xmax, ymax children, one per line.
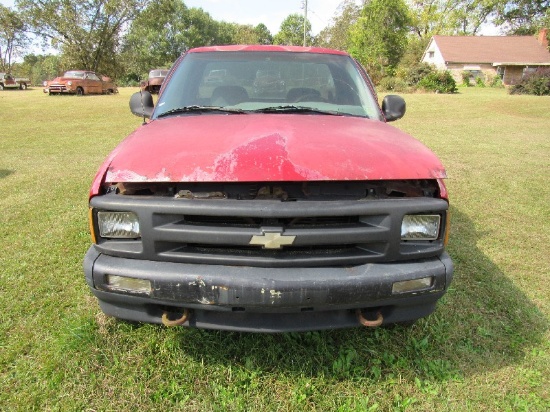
<box><xmin>44</xmin><ymin>86</ymin><xmax>73</xmax><ymax>94</ymax></box>
<box><xmin>84</xmin><ymin>247</ymin><xmax>453</xmax><ymax>332</ymax></box>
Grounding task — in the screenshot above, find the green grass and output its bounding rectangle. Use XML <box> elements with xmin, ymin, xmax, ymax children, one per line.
<box><xmin>1</xmin><ymin>87</ymin><xmax>549</xmax><ymax>411</ymax></box>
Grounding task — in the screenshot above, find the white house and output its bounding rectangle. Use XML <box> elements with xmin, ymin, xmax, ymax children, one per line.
<box><xmin>422</xmin><ymin>29</ymin><xmax>550</xmax><ymax>85</ymax></box>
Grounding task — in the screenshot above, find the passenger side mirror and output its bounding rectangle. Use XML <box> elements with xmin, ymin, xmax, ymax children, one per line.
<box><xmin>130</xmin><ymin>91</ymin><xmax>154</xmax><ymax>119</ymax></box>
<box><xmin>382</xmin><ymin>95</ymin><xmax>406</xmax><ymax>122</ymax></box>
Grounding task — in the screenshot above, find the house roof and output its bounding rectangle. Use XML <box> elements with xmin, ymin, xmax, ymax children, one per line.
<box><xmin>431</xmin><ymin>35</ymin><xmax>550</xmax><ymax>65</ymax></box>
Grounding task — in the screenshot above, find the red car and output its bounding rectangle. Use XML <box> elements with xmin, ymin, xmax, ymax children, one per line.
<box><xmin>43</xmin><ymin>70</ymin><xmax>117</xmax><ymax>95</ymax></box>
<box><xmin>85</xmin><ymin>45</ymin><xmax>453</xmax><ymax>332</ymax></box>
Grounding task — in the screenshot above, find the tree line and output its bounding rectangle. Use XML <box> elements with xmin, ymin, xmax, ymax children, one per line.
<box><xmin>1</xmin><ymin>0</ymin><xmax>548</xmax><ymax>85</ymax></box>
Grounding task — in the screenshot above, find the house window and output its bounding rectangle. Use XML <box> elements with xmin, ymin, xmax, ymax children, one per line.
<box><xmin>523</xmin><ymin>67</ymin><xmax>537</xmax><ymax>77</ymax></box>
<box><xmin>428</xmin><ymin>51</ymin><xmax>434</xmax><ymax>59</ymax></box>
<box><xmin>496</xmin><ymin>66</ymin><xmax>505</xmax><ymax>79</ymax></box>
<box><xmin>469</xmin><ymin>70</ymin><xmax>483</xmax><ymax>79</ymax></box>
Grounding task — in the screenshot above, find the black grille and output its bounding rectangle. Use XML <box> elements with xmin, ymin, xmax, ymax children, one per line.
<box><xmin>182</xmin><ymin>214</ymin><xmax>358</xmax><ymax>228</ymax></box>
<box><xmin>91</xmin><ymin>194</ymin><xmax>449</xmax><ymax>268</ymax></box>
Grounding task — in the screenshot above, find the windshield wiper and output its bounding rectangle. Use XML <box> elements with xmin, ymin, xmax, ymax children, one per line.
<box><xmin>251</xmin><ymin>105</ymin><xmax>343</xmax><ymax>116</ymax></box>
<box><xmin>157</xmin><ymin>105</ymin><xmax>245</xmax><ymax>118</ymax></box>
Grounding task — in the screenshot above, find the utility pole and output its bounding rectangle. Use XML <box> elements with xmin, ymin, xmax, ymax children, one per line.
<box><xmin>303</xmin><ymin>0</ymin><xmax>308</xmax><ymax>47</ymax></box>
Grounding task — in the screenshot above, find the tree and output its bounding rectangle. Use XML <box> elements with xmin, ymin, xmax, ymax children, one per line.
<box><xmin>221</xmin><ymin>23</ymin><xmax>272</xmax><ymax>45</ymax></box>
<box><xmin>121</xmin><ymin>0</ymin><xmax>233</xmax><ymax>78</ymax></box>
<box><xmin>494</xmin><ymin>0</ymin><xmax>549</xmax><ymax>34</ymax></box>
<box><xmin>18</xmin><ymin>53</ymin><xmax>62</xmax><ymax>83</ymax></box>
<box><xmin>349</xmin><ymin>0</ymin><xmax>411</xmax><ymax>82</ymax></box>
<box><xmin>16</xmin><ymin>0</ymin><xmax>149</xmax><ymax>76</ymax></box>
<box><xmin>273</xmin><ymin>13</ymin><xmax>313</xmax><ymax>46</ymax></box>
<box><xmin>254</xmin><ymin>23</ymin><xmax>273</xmax><ymax>45</ymax></box>
<box><xmin>408</xmin><ymin>0</ymin><xmax>501</xmax><ymax>38</ymax></box>
<box><xmin>315</xmin><ymin>0</ymin><xmax>362</xmax><ymax>50</ymax></box>
<box><xmin>0</xmin><ymin>5</ymin><xmax>29</xmax><ymax>72</ymax></box>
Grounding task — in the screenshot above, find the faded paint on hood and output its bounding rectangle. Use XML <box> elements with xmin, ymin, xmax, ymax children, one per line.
<box><xmin>50</xmin><ymin>76</ymin><xmax>79</xmax><ymax>83</ymax></box>
<box><xmin>98</xmin><ymin>114</ymin><xmax>447</xmax><ymax>188</ymax></box>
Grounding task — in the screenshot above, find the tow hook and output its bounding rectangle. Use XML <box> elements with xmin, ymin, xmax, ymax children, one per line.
<box><xmin>356</xmin><ymin>309</ymin><xmax>383</xmax><ymax>327</ymax></box>
<box><xmin>162</xmin><ymin>308</ymin><xmax>190</xmax><ymax>327</ymax></box>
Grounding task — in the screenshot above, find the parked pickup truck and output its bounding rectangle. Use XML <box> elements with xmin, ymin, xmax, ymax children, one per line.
<box><xmin>0</xmin><ymin>73</ymin><xmax>30</xmax><ymax>90</ymax></box>
<box><xmin>85</xmin><ymin>45</ymin><xmax>453</xmax><ymax>332</ymax></box>
<box><xmin>140</xmin><ymin>69</ymin><xmax>169</xmax><ymax>94</ymax></box>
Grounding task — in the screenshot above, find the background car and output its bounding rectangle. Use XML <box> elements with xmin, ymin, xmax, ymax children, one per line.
<box><xmin>43</xmin><ymin>70</ymin><xmax>118</xmax><ymax>95</ymax></box>
<box><xmin>140</xmin><ymin>69</ymin><xmax>169</xmax><ymax>94</ymax></box>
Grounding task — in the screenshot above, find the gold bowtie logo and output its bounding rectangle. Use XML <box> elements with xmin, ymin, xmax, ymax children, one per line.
<box><xmin>249</xmin><ymin>230</ymin><xmax>296</xmax><ymax>249</ymax></box>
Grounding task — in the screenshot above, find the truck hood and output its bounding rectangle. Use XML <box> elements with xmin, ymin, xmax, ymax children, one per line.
<box><xmin>101</xmin><ymin>114</ymin><xmax>447</xmax><ymax>184</ymax></box>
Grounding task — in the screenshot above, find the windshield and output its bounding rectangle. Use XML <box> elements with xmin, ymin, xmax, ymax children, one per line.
<box><xmin>63</xmin><ymin>71</ymin><xmax>85</xmax><ymax>79</ymax></box>
<box><xmin>155</xmin><ymin>51</ymin><xmax>382</xmax><ymax>120</ymax></box>
<box><xmin>150</xmin><ymin>70</ymin><xmax>168</xmax><ymax>78</ymax></box>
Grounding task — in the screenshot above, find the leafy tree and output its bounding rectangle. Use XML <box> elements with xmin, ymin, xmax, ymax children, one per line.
<box><xmin>254</xmin><ymin>23</ymin><xmax>273</xmax><ymax>45</ymax></box>
<box><xmin>0</xmin><ymin>5</ymin><xmax>29</xmax><ymax>72</ymax></box>
<box><xmin>223</xmin><ymin>23</ymin><xmax>273</xmax><ymax>45</ymax></box>
<box><xmin>16</xmin><ymin>0</ymin><xmax>148</xmax><ymax>76</ymax></box>
<box><xmin>408</xmin><ymin>0</ymin><xmax>501</xmax><ymax>38</ymax></box>
<box><xmin>349</xmin><ymin>0</ymin><xmax>411</xmax><ymax>83</ymax></box>
<box><xmin>494</xmin><ymin>0</ymin><xmax>549</xmax><ymax>34</ymax></box>
<box><xmin>121</xmin><ymin>0</ymin><xmax>237</xmax><ymax>78</ymax></box>
<box><xmin>315</xmin><ymin>0</ymin><xmax>362</xmax><ymax>50</ymax></box>
<box><xmin>273</xmin><ymin>13</ymin><xmax>313</xmax><ymax>46</ymax></box>
<box><xmin>17</xmin><ymin>53</ymin><xmax>62</xmax><ymax>83</ymax></box>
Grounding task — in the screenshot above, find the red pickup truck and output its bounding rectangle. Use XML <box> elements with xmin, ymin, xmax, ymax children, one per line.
<box><xmin>85</xmin><ymin>45</ymin><xmax>453</xmax><ymax>332</ymax></box>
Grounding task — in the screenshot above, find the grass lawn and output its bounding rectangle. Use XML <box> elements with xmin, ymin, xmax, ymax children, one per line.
<box><xmin>0</xmin><ymin>86</ymin><xmax>548</xmax><ymax>411</ymax></box>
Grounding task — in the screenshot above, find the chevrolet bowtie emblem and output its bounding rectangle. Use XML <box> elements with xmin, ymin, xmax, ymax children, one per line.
<box><xmin>249</xmin><ymin>230</ymin><xmax>296</xmax><ymax>249</ymax></box>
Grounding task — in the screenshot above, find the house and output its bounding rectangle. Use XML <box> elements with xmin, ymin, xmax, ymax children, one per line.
<box><xmin>421</xmin><ymin>29</ymin><xmax>550</xmax><ymax>85</ymax></box>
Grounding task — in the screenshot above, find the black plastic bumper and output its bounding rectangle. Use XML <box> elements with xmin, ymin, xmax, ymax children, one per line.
<box><xmin>84</xmin><ymin>247</ymin><xmax>453</xmax><ymax>332</ymax></box>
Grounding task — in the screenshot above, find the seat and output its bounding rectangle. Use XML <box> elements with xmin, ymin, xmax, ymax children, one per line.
<box><xmin>211</xmin><ymin>86</ymin><xmax>248</xmax><ymax>106</ymax></box>
<box><xmin>286</xmin><ymin>87</ymin><xmax>322</xmax><ymax>102</ymax></box>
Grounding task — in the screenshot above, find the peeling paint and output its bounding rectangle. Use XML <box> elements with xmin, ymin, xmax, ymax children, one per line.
<box><xmin>100</xmin><ymin>114</ymin><xmax>448</xmax><ymax>186</ymax></box>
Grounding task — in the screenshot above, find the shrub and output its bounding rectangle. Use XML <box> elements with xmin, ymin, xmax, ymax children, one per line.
<box><xmin>379</xmin><ymin>76</ymin><xmax>409</xmax><ymax>92</ymax></box>
<box><xmin>417</xmin><ymin>71</ymin><xmax>458</xmax><ymax>93</ymax></box>
<box><xmin>487</xmin><ymin>74</ymin><xmax>504</xmax><ymax>88</ymax></box>
<box><xmin>476</xmin><ymin>77</ymin><xmax>486</xmax><ymax>87</ymax></box>
<box><xmin>461</xmin><ymin>71</ymin><xmax>472</xmax><ymax>87</ymax></box>
<box><xmin>509</xmin><ymin>68</ymin><xmax>550</xmax><ymax>96</ymax></box>
<box><xmin>396</xmin><ymin>62</ymin><xmax>435</xmax><ymax>86</ymax></box>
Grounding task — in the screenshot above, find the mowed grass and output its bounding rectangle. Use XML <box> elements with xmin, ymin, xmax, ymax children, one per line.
<box><xmin>0</xmin><ymin>87</ymin><xmax>548</xmax><ymax>411</ymax></box>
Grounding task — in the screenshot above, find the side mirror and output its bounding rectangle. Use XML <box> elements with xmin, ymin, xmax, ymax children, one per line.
<box><xmin>381</xmin><ymin>95</ymin><xmax>406</xmax><ymax>122</ymax></box>
<box><xmin>130</xmin><ymin>91</ymin><xmax>154</xmax><ymax>118</ymax></box>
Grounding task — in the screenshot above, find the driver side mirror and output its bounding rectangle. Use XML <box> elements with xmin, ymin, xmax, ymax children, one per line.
<box><xmin>382</xmin><ymin>95</ymin><xmax>406</xmax><ymax>122</ymax></box>
<box><xmin>130</xmin><ymin>91</ymin><xmax>154</xmax><ymax>118</ymax></box>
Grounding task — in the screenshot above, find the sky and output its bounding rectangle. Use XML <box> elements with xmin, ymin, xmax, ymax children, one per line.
<box><xmin>183</xmin><ymin>0</ymin><xmax>354</xmax><ymax>35</ymax></box>
<box><xmin>0</xmin><ymin>0</ymin><xmax>354</xmax><ymax>36</ymax></box>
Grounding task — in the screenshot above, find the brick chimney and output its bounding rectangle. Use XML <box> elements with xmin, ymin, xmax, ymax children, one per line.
<box><xmin>538</xmin><ymin>28</ymin><xmax>549</xmax><ymax>47</ymax></box>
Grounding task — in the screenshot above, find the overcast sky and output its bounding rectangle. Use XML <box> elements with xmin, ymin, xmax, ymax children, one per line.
<box><xmin>1</xmin><ymin>0</ymin><xmax>354</xmax><ymax>35</ymax></box>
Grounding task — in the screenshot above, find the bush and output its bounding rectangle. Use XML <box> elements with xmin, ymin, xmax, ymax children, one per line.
<box><xmin>417</xmin><ymin>71</ymin><xmax>458</xmax><ymax>93</ymax></box>
<box><xmin>487</xmin><ymin>74</ymin><xmax>504</xmax><ymax>88</ymax></box>
<box><xmin>461</xmin><ymin>71</ymin><xmax>472</xmax><ymax>87</ymax></box>
<box><xmin>509</xmin><ymin>68</ymin><xmax>550</xmax><ymax>96</ymax></box>
<box><xmin>396</xmin><ymin>62</ymin><xmax>435</xmax><ymax>86</ymax></box>
<box><xmin>379</xmin><ymin>76</ymin><xmax>409</xmax><ymax>92</ymax></box>
<box><xmin>476</xmin><ymin>77</ymin><xmax>486</xmax><ymax>87</ymax></box>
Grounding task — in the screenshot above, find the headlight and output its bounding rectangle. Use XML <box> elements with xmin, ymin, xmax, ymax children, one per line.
<box><xmin>401</xmin><ymin>214</ymin><xmax>440</xmax><ymax>241</ymax></box>
<box><xmin>67</xmin><ymin>81</ymin><xmax>72</xmax><ymax>86</ymax></box>
<box><xmin>97</xmin><ymin>211</ymin><xmax>140</xmax><ymax>239</ymax></box>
